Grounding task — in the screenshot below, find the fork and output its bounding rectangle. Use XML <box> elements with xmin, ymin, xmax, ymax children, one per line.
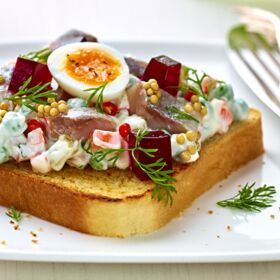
<box><xmin>234</xmin><ymin>6</ymin><xmax>280</xmax><ymax>108</ymax></box>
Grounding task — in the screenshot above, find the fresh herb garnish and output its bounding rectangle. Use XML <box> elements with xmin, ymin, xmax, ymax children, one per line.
<box><xmin>21</xmin><ymin>48</ymin><xmax>52</xmax><ymax>63</ymax></box>
<box><xmin>5</xmin><ymin>77</ymin><xmax>57</xmax><ymax>111</ymax></box>
<box><xmin>6</xmin><ymin>206</ymin><xmax>22</xmax><ymax>223</ymax></box>
<box><xmin>166</xmin><ymin>106</ymin><xmax>199</xmax><ymax>123</ymax></box>
<box><xmin>81</xmin><ymin>129</ymin><xmax>177</xmax><ymax>206</ymax></box>
<box><xmin>180</xmin><ymin>66</ymin><xmax>224</xmax><ymax>101</ymax></box>
<box><xmin>131</xmin><ymin>130</ymin><xmax>177</xmax><ymax>206</ymax></box>
<box><xmin>217</xmin><ymin>182</ymin><xmax>276</xmax><ymax>212</ymax></box>
<box><xmin>84</xmin><ymin>83</ymin><xmax>107</xmax><ymax>113</ymax></box>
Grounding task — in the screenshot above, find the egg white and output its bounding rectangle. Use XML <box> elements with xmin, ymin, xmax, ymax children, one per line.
<box><xmin>47</xmin><ymin>42</ymin><xmax>129</xmax><ymax>102</ymax></box>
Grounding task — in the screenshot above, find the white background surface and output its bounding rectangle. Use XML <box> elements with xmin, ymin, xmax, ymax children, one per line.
<box><xmin>1</xmin><ymin>0</ymin><xmax>280</xmax><ymax>279</ymax></box>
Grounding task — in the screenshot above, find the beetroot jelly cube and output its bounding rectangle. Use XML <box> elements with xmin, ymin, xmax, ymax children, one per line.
<box><xmin>128</xmin><ymin>131</ymin><xmax>173</xmax><ymax>181</ymax></box>
<box><xmin>164</xmin><ymin>63</ymin><xmax>181</xmax><ymax>96</ymax></box>
<box><xmin>8</xmin><ymin>57</ymin><xmax>52</xmax><ymax>93</ymax></box>
<box><xmin>142</xmin><ymin>55</ymin><xmax>181</xmax><ymax>96</ymax></box>
<box><xmin>142</xmin><ymin>57</ymin><xmax>167</xmax><ymax>84</ymax></box>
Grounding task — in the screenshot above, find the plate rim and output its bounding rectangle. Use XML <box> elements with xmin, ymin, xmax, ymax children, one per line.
<box><xmin>0</xmin><ymin>40</ymin><xmax>279</xmax><ymax>263</ymax></box>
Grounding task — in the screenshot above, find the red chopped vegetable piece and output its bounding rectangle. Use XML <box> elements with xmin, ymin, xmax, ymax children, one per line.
<box><xmin>142</xmin><ymin>55</ymin><xmax>181</xmax><ymax>97</ymax></box>
<box><xmin>184</xmin><ymin>90</ymin><xmax>196</xmax><ymax>101</ymax></box>
<box><xmin>103</xmin><ymin>102</ymin><xmax>118</xmax><ymax>116</ymax></box>
<box><xmin>128</xmin><ymin>130</ymin><xmax>172</xmax><ymax>181</ymax></box>
<box><xmin>8</xmin><ymin>57</ymin><xmax>52</xmax><ymax>93</ymax></box>
<box><xmin>119</xmin><ymin>123</ymin><xmax>131</xmax><ymax>138</ymax></box>
<box><xmin>24</xmin><ymin>119</ymin><xmax>45</xmax><ymax>136</ymax></box>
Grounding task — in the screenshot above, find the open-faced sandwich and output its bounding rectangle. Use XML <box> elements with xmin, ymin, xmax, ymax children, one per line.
<box><xmin>0</xmin><ymin>30</ymin><xmax>263</xmax><ymax>237</ymax></box>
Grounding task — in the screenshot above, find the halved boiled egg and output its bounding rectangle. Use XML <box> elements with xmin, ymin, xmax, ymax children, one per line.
<box><xmin>47</xmin><ymin>42</ymin><xmax>129</xmax><ymax>102</ymax></box>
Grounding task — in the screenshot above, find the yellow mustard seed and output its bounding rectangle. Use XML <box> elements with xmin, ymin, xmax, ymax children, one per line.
<box><xmin>58</xmin><ymin>103</ymin><xmax>68</xmax><ymax>113</ymax></box>
<box><xmin>150</xmin><ymin>95</ymin><xmax>159</xmax><ymax>104</ymax></box>
<box><xmin>191</xmin><ymin>95</ymin><xmax>199</xmax><ymax>103</ymax></box>
<box><xmin>37</xmin><ymin>105</ymin><xmax>45</xmax><ymax>113</ymax></box>
<box><xmin>188</xmin><ymin>144</ymin><xmax>196</xmax><ymax>155</ymax></box>
<box><xmin>184</xmin><ymin>104</ymin><xmax>193</xmax><ymax>114</ymax></box>
<box><xmin>176</xmin><ymin>134</ymin><xmax>186</xmax><ymax>145</ymax></box>
<box><xmin>0</xmin><ymin>102</ymin><xmax>9</xmax><ymax>111</ymax></box>
<box><xmin>186</xmin><ymin>130</ymin><xmax>196</xmax><ymax>142</ymax></box>
<box><xmin>148</xmin><ymin>78</ymin><xmax>156</xmax><ymax>84</ymax></box>
<box><xmin>0</xmin><ymin>110</ymin><xmax>6</xmax><ymax>117</ymax></box>
<box><xmin>156</xmin><ymin>90</ymin><xmax>162</xmax><ymax>98</ymax></box>
<box><xmin>0</xmin><ymin>75</ymin><xmax>5</xmax><ymax>85</ymax></box>
<box><xmin>47</xmin><ymin>97</ymin><xmax>56</xmax><ymax>104</ymax></box>
<box><xmin>193</xmin><ymin>102</ymin><xmax>201</xmax><ymax>112</ymax></box>
<box><xmin>143</xmin><ymin>82</ymin><xmax>150</xmax><ymax>90</ymax></box>
<box><xmin>150</xmin><ymin>82</ymin><xmax>159</xmax><ymax>91</ymax></box>
<box><xmin>51</xmin><ymin>102</ymin><xmax>58</xmax><ymax>108</ymax></box>
<box><xmin>179</xmin><ymin>151</ymin><xmax>191</xmax><ymax>162</ymax></box>
<box><xmin>200</xmin><ymin>106</ymin><xmax>208</xmax><ymax>116</ymax></box>
<box><xmin>147</xmin><ymin>88</ymin><xmax>154</xmax><ymax>96</ymax></box>
<box><xmin>50</xmin><ymin>108</ymin><xmax>59</xmax><ymax>117</ymax></box>
<box><xmin>44</xmin><ymin>105</ymin><xmax>51</xmax><ymax>113</ymax></box>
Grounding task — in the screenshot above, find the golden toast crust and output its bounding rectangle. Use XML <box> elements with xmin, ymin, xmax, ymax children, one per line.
<box><xmin>0</xmin><ymin>109</ymin><xmax>264</xmax><ymax>237</ymax></box>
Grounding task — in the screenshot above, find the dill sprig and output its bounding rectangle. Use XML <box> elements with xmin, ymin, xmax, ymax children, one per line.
<box><xmin>21</xmin><ymin>48</ymin><xmax>52</xmax><ymax>63</ymax></box>
<box><xmin>81</xmin><ymin>129</ymin><xmax>177</xmax><ymax>206</ymax></box>
<box><xmin>166</xmin><ymin>106</ymin><xmax>199</xmax><ymax>123</ymax></box>
<box><xmin>217</xmin><ymin>182</ymin><xmax>276</xmax><ymax>212</ymax></box>
<box><xmin>180</xmin><ymin>65</ymin><xmax>224</xmax><ymax>100</ymax></box>
<box><xmin>84</xmin><ymin>83</ymin><xmax>107</xmax><ymax>113</ymax></box>
<box><xmin>81</xmin><ymin>140</ymin><xmax>126</xmax><ymax>166</ymax></box>
<box><xmin>5</xmin><ymin>77</ymin><xmax>57</xmax><ymax>111</ymax></box>
<box><xmin>131</xmin><ymin>130</ymin><xmax>177</xmax><ymax>206</ymax></box>
<box><xmin>6</xmin><ymin>206</ymin><xmax>22</xmax><ymax>223</ymax></box>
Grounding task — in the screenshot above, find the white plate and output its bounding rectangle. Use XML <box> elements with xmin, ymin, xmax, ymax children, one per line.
<box><xmin>0</xmin><ymin>41</ymin><xmax>279</xmax><ymax>263</ymax></box>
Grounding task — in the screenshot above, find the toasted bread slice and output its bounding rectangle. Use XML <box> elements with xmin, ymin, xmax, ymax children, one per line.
<box><xmin>0</xmin><ymin>109</ymin><xmax>263</xmax><ymax>237</ymax></box>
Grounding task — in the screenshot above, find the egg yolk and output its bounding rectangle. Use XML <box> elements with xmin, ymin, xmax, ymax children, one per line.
<box><xmin>64</xmin><ymin>49</ymin><xmax>121</xmax><ymax>85</ymax></box>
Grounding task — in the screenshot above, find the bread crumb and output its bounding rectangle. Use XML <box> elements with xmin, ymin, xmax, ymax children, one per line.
<box><xmin>13</xmin><ymin>224</ymin><xmax>20</xmax><ymax>231</ymax></box>
<box><xmin>227</xmin><ymin>225</ymin><xmax>231</xmax><ymax>231</ymax></box>
<box><xmin>270</xmin><ymin>214</ymin><xmax>275</xmax><ymax>219</ymax></box>
<box><xmin>208</xmin><ymin>210</ymin><xmax>213</xmax><ymax>215</ymax></box>
<box><xmin>31</xmin><ymin>239</ymin><xmax>38</xmax><ymax>244</ymax></box>
<box><xmin>30</xmin><ymin>231</ymin><xmax>37</xmax><ymax>238</ymax></box>
<box><xmin>0</xmin><ymin>241</ymin><xmax>6</xmax><ymax>245</ymax></box>
<box><xmin>217</xmin><ymin>235</ymin><xmax>220</xmax><ymax>239</ymax></box>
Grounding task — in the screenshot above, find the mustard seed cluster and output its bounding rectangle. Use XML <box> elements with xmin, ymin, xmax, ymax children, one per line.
<box><xmin>37</xmin><ymin>98</ymin><xmax>68</xmax><ymax>118</ymax></box>
<box><xmin>143</xmin><ymin>79</ymin><xmax>161</xmax><ymax>104</ymax></box>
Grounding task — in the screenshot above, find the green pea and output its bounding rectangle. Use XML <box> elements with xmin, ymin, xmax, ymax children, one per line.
<box><xmin>209</xmin><ymin>84</ymin><xmax>234</xmax><ymax>101</ymax></box>
<box><xmin>67</xmin><ymin>98</ymin><xmax>87</xmax><ymax>109</ymax></box>
<box><xmin>228</xmin><ymin>98</ymin><xmax>249</xmax><ymax>121</ymax></box>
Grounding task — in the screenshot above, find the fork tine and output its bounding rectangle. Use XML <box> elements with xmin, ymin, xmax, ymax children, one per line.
<box><xmin>249</xmin><ymin>49</ymin><xmax>279</xmax><ymax>84</ymax></box>
<box><xmin>235</xmin><ymin>50</ymin><xmax>280</xmax><ymax>108</ymax></box>
<box><xmin>253</xmin><ymin>34</ymin><xmax>280</xmax><ymax>70</ymax></box>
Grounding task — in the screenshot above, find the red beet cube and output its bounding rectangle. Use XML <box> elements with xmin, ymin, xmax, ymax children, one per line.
<box><xmin>128</xmin><ymin>130</ymin><xmax>173</xmax><ymax>181</ymax></box>
<box><xmin>8</xmin><ymin>57</ymin><xmax>52</xmax><ymax>93</ymax></box>
<box><xmin>142</xmin><ymin>55</ymin><xmax>181</xmax><ymax>96</ymax></box>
